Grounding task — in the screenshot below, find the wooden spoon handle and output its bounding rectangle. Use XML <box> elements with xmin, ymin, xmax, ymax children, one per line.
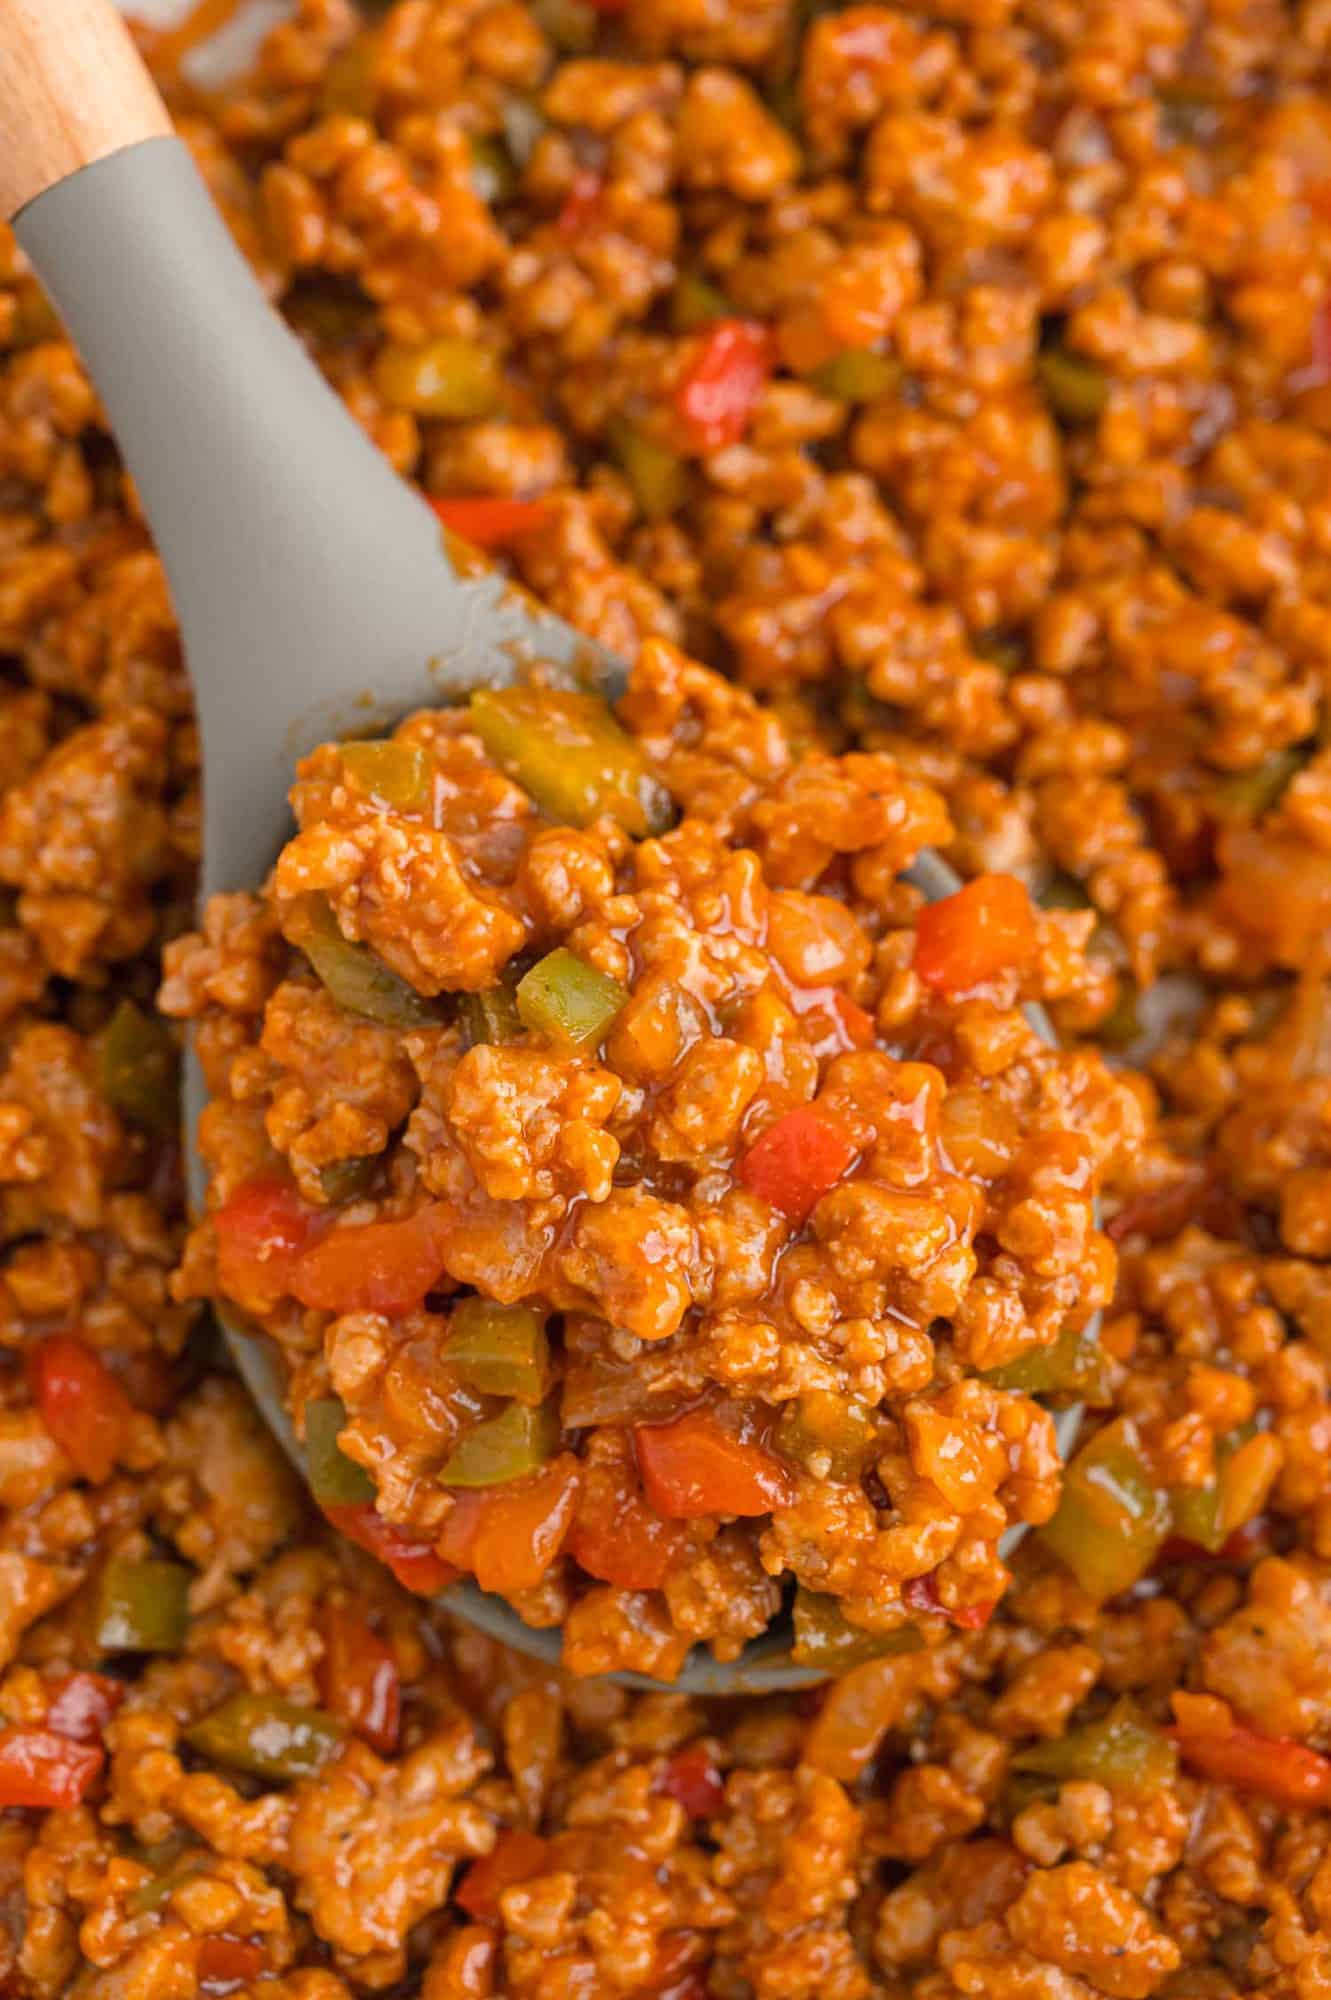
<box><xmin>0</xmin><ymin>0</ymin><xmax>172</xmax><ymax>219</ymax></box>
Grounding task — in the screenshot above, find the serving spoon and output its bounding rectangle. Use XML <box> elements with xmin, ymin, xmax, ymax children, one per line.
<box><xmin>0</xmin><ymin>0</ymin><xmax>1083</xmax><ymax>1692</ymax></box>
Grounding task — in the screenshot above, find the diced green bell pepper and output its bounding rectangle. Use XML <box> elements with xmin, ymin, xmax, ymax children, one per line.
<box><xmin>129</xmin><ymin>1840</ymin><xmax>200</xmax><ymax>1915</ymax></box>
<box><xmin>531</xmin><ymin>0</ymin><xmax>597</xmax><ymax>51</ymax></box>
<box><xmin>609</xmin><ymin>419</ymin><xmax>688</xmax><ymax>521</ymax></box>
<box><xmin>1169</xmin><ymin>1422</ymin><xmax>1257</xmax><ymax>1553</ymax></box>
<box><xmin>1099</xmin><ymin>977</ymin><xmax>1141</xmax><ymax>1050</ymax></box>
<box><xmin>791</xmin><ymin>1590</ymin><xmax>924</xmax><ymax>1674</ymax></box>
<box><xmin>775</xmin><ymin>1392</ymin><xmax>875</xmax><ymax>1481</ymax></box>
<box><xmin>445</xmin><ymin>1300</ymin><xmax>551</xmax><ymax>1403</ymax></box>
<box><xmin>1002</xmin><ymin>1769</ymin><xmax>1060</xmax><ymax>1818</ymax></box>
<box><xmin>458</xmin><ymin>973</ymin><xmax>524</xmax><ymax>1048</ymax></box>
<box><xmin>1038</xmin><ymin>1416</ymin><xmax>1169</xmax><ymax>1598</ymax></box>
<box><xmin>670</xmin><ymin>274</ymin><xmax>730</xmax><ymax>332</ymax></box>
<box><xmin>1012</xmin><ymin>1700</ymin><xmax>1177</xmax><ymax>1794</ymax></box>
<box><xmin>440</xmin><ymin>1398</ymin><xmax>560</xmax><ymax>1487</ymax></box>
<box><xmin>297</xmin><ymin>901</ymin><xmax>442</xmax><ymax>1029</ymax></box>
<box><xmin>471</xmin><ymin>135</ymin><xmax>518</xmax><ymax>203</ymax></box>
<box><xmin>184</xmin><ymin>1694</ymin><xmax>347</xmax><ymax>1782</ymax></box>
<box><xmin>1169</xmin><ymin>1476</ymin><xmax>1223</xmax><ymax>1556</ymax></box>
<box><xmin>1157</xmin><ymin>81</ymin><xmax>1220</xmax><ymax>143</ymax></box>
<box><xmin>986</xmin><ymin>1324</ymin><xmax>1113</xmax><ymax>1405</ymax></box>
<box><xmin>1213</xmin><ymin>748</ymin><xmax>1307</xmax><ymax>821</ymax></box>
<box><xmin>318</xmin><ymin>1155</ymin><xmax>379</xmax><ymax>1205</ymax></box>
<box><xmin>338</xmin><ymin>739</ymin><xmax>431</xmax><ymax>812</ymax></box>
<box><xmin>974</xmin><ymin>631</ymin><xmax>1025</xmax><ymax>672</ymax></box>
<box><xmin>811</xmin><ymin>349</ymin><xmax>900</xmax><ymax>402</ymax></box>
<box><xmin>374</xmin><ymin>338</ymin><xmax>502</xmax><ymax>419</ymax></box>
<box><xmin>100</xmin><ymin>1000</ymin><xmax>178</xmax><ymax>1136</ymax></box>
<box><xmin>96</xmin><ymin>1558</ymin><xmax>191</xmax><ymax>1654</ymax></box>
<box><xmin>469</xmin><ymin>685</ymin><xmax>672</xmax><ymax>837</ymax></box>
<box><xmin>1040</xmin><ymin>871</ymin><xmax>1091</xmax><ymax>911</ymax></box>
<box><xmin>516</xmin><ymin>948</ymin><xmax>628</xmax><ymax>1053</ymax></box>
<box><xmin>838</xmin><ymin>682</ymin><xmax>894</xmax><ymax>738</ymax></box>
<box><xmin>1038</xmin><ymin>348</ymin><xmax>1110</xmax><ymax>424</ymax></box>
<box><xmin>304</xmin><ymin>1396</ymin><xmax>376</xmax><ymax>1507</ymax></box>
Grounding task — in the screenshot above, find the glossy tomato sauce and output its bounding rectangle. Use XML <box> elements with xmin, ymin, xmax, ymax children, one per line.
<box><xmin>3</xmin><ymin>0</ymin><xmax>1331</xmax><ymax>1995</ymax></box>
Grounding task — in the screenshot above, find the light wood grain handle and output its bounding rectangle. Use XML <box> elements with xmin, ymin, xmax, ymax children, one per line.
<box><xmin>0</xmin><ymin>0</ymin><xmax>172</xmax><ymax>220</ymax></box>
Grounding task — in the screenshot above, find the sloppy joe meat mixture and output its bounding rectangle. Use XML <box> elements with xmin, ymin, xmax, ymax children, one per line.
<box><xmin>6</xmin><ymin>0</ymin><xmax>1331</xmax><ymax>1995</ymax></box>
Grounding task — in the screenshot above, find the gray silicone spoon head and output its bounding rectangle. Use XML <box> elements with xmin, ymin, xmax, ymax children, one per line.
<box><xmin>4</xmin><ymin>7</ymin><xmax>1083</xmax><ymax>1693</ymax></box>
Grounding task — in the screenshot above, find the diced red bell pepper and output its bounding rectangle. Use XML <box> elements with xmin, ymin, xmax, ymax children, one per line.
<box><xmin>214</xmin><ymin>1178</ymin><xmax>317</xmax><ymax>1306</ymax></box>
<box><xmin>650</xmin><ymin>1933</ymin><xmax>708</xmax><ymax>2000</ymax></box>
<box><xmin>831</xmin><ymin>992</ymin><xmax>876</xmax><ymax>1048</ymax></box>
<box><xmin>903</xmin><ymin>1572</ymin><xmax>943</xmax><ymax>1620</ymax></box>
<box><xmin>736</xmin><ymin>1103</ymin><xmax>858</xmax><ymax>1226</ymax></box>
<box><xmin>948</xmin><ymin>1600</ymin><xmax>996</xmax><ymax>1632</ymax></box>
<box><xmin>914</xmin><ymin>874</ymin><xmax>1036</xmax><ymax>997</ymax></box>
<box><xmin>659</xmin><ymin>1976</ymin><xmax>708</xmax><ymax>2000</ymax></box>
<box><xmin>1169</xmin><ymin>1720</ymin><xmax>1331</xmax><ymax>1808</ymax></box>
<box><xmin>197</xmin><ymin>1937</ymin><xmax>268</xmax><ymax>1994</ymax></box>
<box><xmin>437</xmin><ymin>1458</ymin><xmax>580</xmax><ymax>1595</ymax></box>
<box><xmin>557</xmin><ymin>167</ymin><xmax>603</xmax><ymax>237</ymax></box>
<box><xmin>318</xmin><ymin>1605</ymin><xmax>400</xmax><ymax>1755</ymax></box>
<box><xmin>323</xmin><ymin>1502</ymin><xmax>458</xmax><ymax>1596</ymax></box>
<box><xmin>786</xmin><ymin>984</ymin><xmax>877</xmax><ymax>1061</ymax></box>
<box><xmin>456</xmin><ymin>1828</ymin><xmax>551</xmax><ymax>1920</ymax></box>
<box><xmin>0</xmin><ymin>1726</ymin><xmax>104</xmax><ymax>1809</ymax></box>
<box><xmin>43</xmin><ymin>1672</ymin><xmax>124</xmax><ymax>1744</ymax></box>
<box><xmin>1159</xmin><ymin>1516</ymin><xmax>1270</xmax><ymax>1568</ymax></box>
<box><xmin>430</xmin><ymin>496</ymin><xmax>547</xmax><ymax>549</ymax></box>
<box><xmin>292</xmin><ymin>1204</ymin><xmax>450</xmax><ymax>1316</ymax></box>
<box><xmin>902</xmin><ymin>1573</ymin><xmax>996</xmax><ymax>1631</ymax></box>
<box><xmin>1107</xmin><ymin>1167</ymin><xmax>1211</xmax><ymax>1245</ymax></box>
<box><xmin>568</xmin><ymin>1466</ymin><xmax>689</xmax><ymax>1591</ymax></box>
<box><xmin>634</xmin><ymin>1409</ymin><xmax>794</xmax><ymax>1520</ymax></box>
<box><xmin>1216</xmin><ymin>1516</ymin><xmax>1272</xmax><ymax>1564</ymax></box>
<box><xmin>27</xmin><ymin>1336</ymin><xmax>135</xmax><ymax>1484</ymax></box>
<box><xmin>676</xmin><ymin>319</ymin><xmax>773</xmax><ymax>451</ymax></box>
<box><xmin>660</xmin><ymin>1742</ymin><xmax>724</xmax><ymax>1818</ymax></box>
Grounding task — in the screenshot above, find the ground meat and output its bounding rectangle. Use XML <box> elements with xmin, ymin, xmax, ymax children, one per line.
<box><xmin>0</xmin><ymin>709</ymin><xmax>176</xmax><ymax>981</ymax></box>
<box><xmin>176</xmin><ymin>668</ymin><xmax>1120</xmax><ymax>1654</ymax></box>
<box><xmin>156</xmin><ymin>1379</ymin><xmax>305</xmax><ymax>1597</ymax></box>
<box><xmin>6</xmin><ymin>0</ymin><xmax>1331</xmax><ymax>1996</ymax></box>
<box><xmin>286</xmin><ymin>1728</ymin><xmax>493</xmax><ymax>1974</ymax></box>
<box><xmin>0</xmin><ymin>1553</ymin><xmax>77</xmax><ymax>1671</ymax></box>
<box><xmin>1201</xmin><ymin>1557</ymin><xmax>1331</xmax><ymax>1745</ymax></box>
<box><xmin>1004</xmin><ymin>1861</ymin><xmax>1181</xmax><ymax>1998</ymax></box>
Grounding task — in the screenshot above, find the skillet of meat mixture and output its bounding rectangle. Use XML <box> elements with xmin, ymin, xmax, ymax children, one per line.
<box><xmin>6</xmin><ymin>0</ymin><xmax>1331</xmax><ymax>1994</ymax></box>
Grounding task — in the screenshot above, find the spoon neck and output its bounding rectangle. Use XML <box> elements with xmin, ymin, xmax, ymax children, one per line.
<box><xmin>16</xmin><ymin>136</ymin><xmax>448</xmax><ymax>885</ymax></box>
<box><xmin>16</xmin><ymin>135</ymin><xmax>621</xmax><ymax>903</ymax></box>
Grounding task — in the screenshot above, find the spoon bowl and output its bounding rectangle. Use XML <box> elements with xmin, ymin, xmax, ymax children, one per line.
<box><xmin>201</xmin><ymin>847</ymin><xmax>1085</xmax><ymax>1695</ymax></box>
<box><xmin>2</xmin><ymin>0</ymin><xmax>1087</xmax><ymax>1692</ymax></box>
